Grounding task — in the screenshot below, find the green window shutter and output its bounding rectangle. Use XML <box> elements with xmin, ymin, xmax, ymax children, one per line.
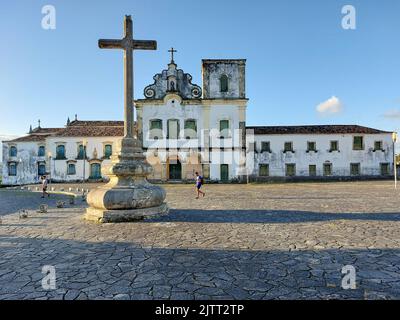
<box><xmin>104</xmin><ymin>145</ymin><xmax>112</xmax><ymax>159</ymax></box>
<box><xmin>220</xmin><ymin>120</ymin><xmax>229</xmax><ymax>131</ymax></box>
<box><xmin>284</xmin><ymin>142</ymin><xmax>293</xmax><ymax>152</ymax></box>
<box><xmin>220</xmin><ymin>120</ymin><xmax>229</xmax><ymax>138</ymax></box>
<box><xmin>150</xmin><ymin>120</ymin><xmax>163</xmax><ymax>139</ymax></box>
<box><xmin>261</xmin><ymin>142</ymin><xmax>270</xmax><ymax>152</ymax></box>
<box><xmin>286</xmin><ymin>164</ymin><xmax>295</xmax><ymax>176</ymax></box>
<box><xmin>184</xmin><ymin>120</ymin><xmax>197</xmax><ymax>139</ymax></box>
<box><xmin>259</xmin><ymin>164</ymin><xmax>269</xmax><ymax>176</ymax></box>
<box><xmin>220</xmin><ymin>75</ymin><xmax>228</xmax><ymax>93</ymax></box>
<box><xmin>353</xmin><ymin>136</ymin><xmax>364</xmax><ymax>150</ymax></box>
<box><xmin>309</xmin><ymin>165</ymin><xmax>317</xmax><ymax>176</ymax></box>
<box><xmin>323</xmin><ymin>164</ymin><xmax>332</xmax><ymax>176</ymax></box>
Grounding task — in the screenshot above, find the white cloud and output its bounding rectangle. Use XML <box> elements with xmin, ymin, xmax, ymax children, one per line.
<box><xmin>316</xmin><ymin>96</ymin><xmax>343</xmax><ymax>115</ymax></box>
<box><xmin>383</xmin><ymin>109</ymin><xmax>400</xmax><ymax>119</ymax></box>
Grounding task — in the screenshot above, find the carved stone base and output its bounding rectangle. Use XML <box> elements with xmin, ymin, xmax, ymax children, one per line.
<box><xmin>84</xmin><ymin>203</ymin><xmax>169</xmax><ymax>223</ymax></box>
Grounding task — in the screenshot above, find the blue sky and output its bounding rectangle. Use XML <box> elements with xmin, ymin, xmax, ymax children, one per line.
<box><xmin>0</xmin><ymin>0</ymin><xmax>400</xmax><ymax>140</ymax></box>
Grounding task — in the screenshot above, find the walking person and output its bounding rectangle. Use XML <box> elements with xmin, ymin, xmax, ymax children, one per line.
<box><xmin>41</xmin><ymin>175</ymin><xmax>50</xmax><ymax>198</ymax></box>
<box><xmin>195</xmin><ymin>171</ymin><xmax>205</xmax><ymax>199</ymax></box>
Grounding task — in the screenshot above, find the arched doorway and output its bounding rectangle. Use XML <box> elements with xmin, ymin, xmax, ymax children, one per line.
<box><xmin>169</xmin><ymin>160</ymin><xmax>182</xmax><ymax>180</ymax></box>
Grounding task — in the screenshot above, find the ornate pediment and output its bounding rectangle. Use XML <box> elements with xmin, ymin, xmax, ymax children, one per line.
<box><xmin>143</xmin><ymin>61</ymin><xmax>202</xmax><ymax>100</ymax></box>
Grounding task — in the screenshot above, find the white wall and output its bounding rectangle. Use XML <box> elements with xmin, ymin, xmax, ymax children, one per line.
<box><xmin>1</xmin><ymin>141</ymin><xmax>47</xmax><ymax>185</ymax></box>
<box><xmin>46</xmin><ymin>136</ymin><xmax>119</xmax><ymax>182</ymax></box>
<box><xmin>247</xmin><ymin>133</ymin><xmax>394</xmax><ymax>177</ymax></box>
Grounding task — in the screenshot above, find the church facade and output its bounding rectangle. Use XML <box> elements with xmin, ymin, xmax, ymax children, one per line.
<box><xmin>1</xmin><ymin>56</ymin><xmax>395</xmax><ymax>185</ymax></box>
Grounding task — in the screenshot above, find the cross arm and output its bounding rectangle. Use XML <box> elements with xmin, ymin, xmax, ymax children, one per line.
<box><xmin>133</xmin><ymin>40</ymin><xmax>157</xmax><ymax>50</ymax></box>
<box><xmin>98</xmin><ymin>39</ymin><xmax>123</xmax><ymax>49</ymax></box>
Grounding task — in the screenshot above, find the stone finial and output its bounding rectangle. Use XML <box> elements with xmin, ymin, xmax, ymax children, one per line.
<box><xmin>75</xmin><ymin>114</ymin><xmax>78</xmax><ymax>121</ymax></box>
<box><xmin>38</xmin><ymin>119</ymin><xmax>41</xmax><ymax>129</ymax></box>
<box><xmin>67</xmin><ymin>117</ymin><xmax>71</xmax><ymax>126</ymax></box>
<box><xmin>29</xmin><ymin>125</ymin><xmax>33</xmax><ymax>134</ymax></box>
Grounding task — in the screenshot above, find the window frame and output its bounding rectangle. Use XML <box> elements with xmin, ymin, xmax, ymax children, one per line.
<box><xmin>374</xmin><ymin>140</ymin><xmax>384</xmax><ymax>152</ymax></box>
<box><xmin>8</xmin><ymin>162</ymin><xmax>17</xmax><ymax>176</ymax></box>
<box><xmin>167</xmin><ymin>119</ymin><xmax>180</xmax><ymax>140</ymax></box>
<box><xmin>350</xmin><ymin>163</ymin><xmax>361</xmax><ymax>176</ymax></box>
<box><xmin>380</xmin><ymin>163</ymin><xmax>390</xmax><ymax>176</ymax></box>
<box><xmin>283</xmin><ymin>142</ymin><xmax>294</xmax><ymax>153</ymax></box>
<box><xmin>353</xmin><ymin>136</ymin><xmax>364</xmax><ymax>151</ymax></box>
<box><xmin>219</xmin><ymin>120</ymin><xmax>230</xmax><ymax>139</ymax></box>
<box><xmin>259</xmin><ymin>164</ymin><xmax>269</xmax><ymax>177</ymax></box>
<box><xmin>307</xmin><ymin>141</ymin><xmax>317</xmax><ymax>152</ymax></box>
<box><xmin>184</xmin><ymin>119</ymin><xmax>197</xmax><ymax>140</ymax></box>
<box><xmin>261</xmin><ymin>141</ymin><xmax>271</xmax><ymax>153</ymax></box>
<box><xmin>38</xmin><ymin>146</ymin><xmax>45</xmax><ymax>157</ymax></box>
<box><xmin>323</xmin><ymin>163</ymin><xmax>333</xmax><ymax>176</ymax></box>
<box><xmin>9</xmin><ymin>146</ymin><xmax>17</xmax><ymax>157</ymax></box>
<box><xmin>56</xmin><ymin>145</ymin><xmax>66</xmax><ymax>160</ymax></box>
<box><xmin>309</xmin><ymin>164</ymin><xmax>317</xmax><ymax>177</ymax></box>
<box><xmin>104</xmin><ymin>144</ymin><xmax>113</xmax><ymax>159</ymax></box>
<box><xmin>77</xmin><ymin>144</ymin><xmax>86</xmax><ymax>160</ymax></box>
<box><xmin>285</xmin><ymin>163</ymin><xmax>296</xmax><ymax>177</ymax></box>
<box><xmin>67</xmin><ymin>163</ymin><xmax>76</xmax><ymax>175</ymax></box>
<box><xmin>220</xmin><ymin>74</ymin><xmax>229</xmax><ymax>93</ymax></box>
<box><xmin>330</xmin><ymin>140</ymin><xmax>339</xmax><ymax>152</ymax></box>
<box><xmin>149</xmin><ymin>119</ymin><xmax>163</xmax><ymax>140</ymax></box>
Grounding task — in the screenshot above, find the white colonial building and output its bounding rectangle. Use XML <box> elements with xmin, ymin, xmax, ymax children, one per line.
<box><xmin>246</xmin><ymin>125</ymin><xmax>394</xmax><ymax>181</ymax></box>
<box><xmin>1</xmin><ymin>56</ymin><xmax>395</xmax><ymax>185</ymax></box>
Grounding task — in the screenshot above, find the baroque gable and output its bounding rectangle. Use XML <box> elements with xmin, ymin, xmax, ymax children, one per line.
<box><xmin>143</xmin><ymin>61</ymin><xmax>202</xmax><ymax>100</ymax></box>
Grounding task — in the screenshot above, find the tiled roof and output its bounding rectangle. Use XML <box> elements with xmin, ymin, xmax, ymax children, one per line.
<box><xmin>246</xmin><ymin>125</ymin><xmax>392</xmax><ymax>135</ymax></box>
<box><xmin>5</xmin><ymin>128</ymin><xmax>63</xmax><ymax>142</ymax></box>
<box><xmin>5</xmin><ymin>135</ymin><xmax>49</xmax><ymax>142</ymax></box>
<box><xmin>54</xmin><ymin>125</ymin><xmax>124</xmax><ymax>137</ymax></box>
<box><xmin>4</xmin><ymin>121</ymin><xmax>127</xmax><ymax>142</ymax></box>
<box><xmin>53</xmin><ymin>120</ymin><xmax>127</xmax><ymax>137</ymax></box>
<box><xmin>68</xmin><ymin>120</ymin><xmax>124</xmax><ymax>127</ymax></box>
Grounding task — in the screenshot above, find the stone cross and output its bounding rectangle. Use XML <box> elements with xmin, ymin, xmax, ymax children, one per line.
<box><xmin>168</xmin><ymin>47</ymin><xmax>177</xmax><ymax>63</ymax></box>
<box><xmin>99</xmin><ymin>15</ymin><xmax>157</xmax><ymax>138</ymax></box>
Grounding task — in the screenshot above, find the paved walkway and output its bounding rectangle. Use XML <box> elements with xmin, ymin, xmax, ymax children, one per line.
<box><xmin>1</xmin><ymin>181</ymin><xmax>400</xmax><ymax>299</ymax></box>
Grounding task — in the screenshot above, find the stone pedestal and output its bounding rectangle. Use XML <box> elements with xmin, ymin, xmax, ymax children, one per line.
<box><xmin>85</xmin><ymin>138</ymin><xmax>168</xmax><ymax>223</ymax></box>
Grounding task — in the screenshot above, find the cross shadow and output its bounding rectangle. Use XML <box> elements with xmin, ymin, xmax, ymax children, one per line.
<box><xmin>0</xmin><ymin>235</ymin><xmax>399</xmax><ymax>300</ymax></box>
<box><xmin>146</xmin><ymin>209</ymin><xmax>400</xmax><ymax>224</ymax></box>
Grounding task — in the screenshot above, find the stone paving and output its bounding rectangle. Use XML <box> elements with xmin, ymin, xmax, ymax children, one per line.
<box><xmin>1</xmin><ymin>181</ymin><xmax>400</xmax><ymax>300</ymax></box>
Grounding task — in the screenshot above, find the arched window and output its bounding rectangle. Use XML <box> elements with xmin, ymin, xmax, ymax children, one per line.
<box><xmin>167</xmin><ymin>119</ymin><xmax>180</xmax><ymax>139</ymax></box>
<box><xmin>149</xmin><ymin>119</ymin><xmax>163</xmax><ymax>140</ymax></box>
<box><xmin>38</xmin><ymin>146</ymin><xmax>45</xmax><ymax>157</ymax></box>
<box><xmin>9</xmin><ymin>146</ymin><xmax>17</xmax><ymax>157</ymax></box>
<box><xmin>184</xmin><ymin>119</ymin><xmax>197</xmax><ymax>139</ymax></box>
<box><xmin>56</xmin><ymin>145</ymin><xmax>66</xmax><ymax>159</ymax></box>
<box><xmin>104</xmin><ymin>144</ymin><xmax>112</xmax><ymax>159</ymax></box>
<box><xmin>220</xmin><ymin>75</ymin><xmax>228</xmax><ymax>93</ymax></box>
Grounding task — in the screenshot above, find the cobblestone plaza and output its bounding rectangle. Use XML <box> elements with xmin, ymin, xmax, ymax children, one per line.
<box><xmin>1</xmin><ymin>181</ymin><xmax>400</xmax><ymax>300</ymax></box>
